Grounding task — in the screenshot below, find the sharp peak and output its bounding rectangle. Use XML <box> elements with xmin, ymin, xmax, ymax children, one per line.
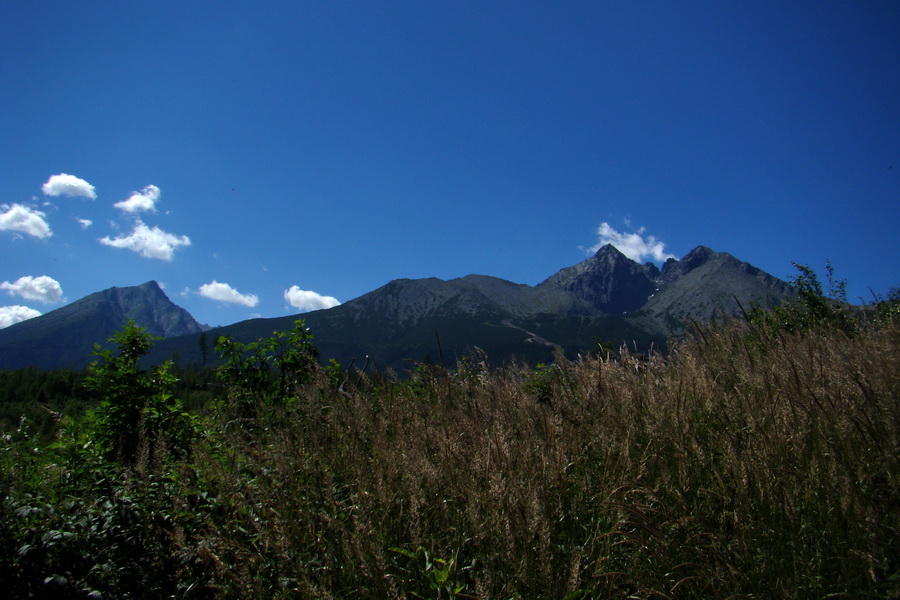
<box><xmin>590</xmin><ymin>245</ymin><xmax>662</xmax><ymax>272</ymax></box>
<box><xmin>134</xmin><ymin>280</ymin><xmax>165</xmax><ymax>293</ymax></box>
<box><xmin>683</xmin><ymin>245</ymin><xmax>718</xmax><ymax>258</ymax></box>
<box><xmin>592</xmin><ymin>244</ymin><xmax>630</xmax><ymax>259</ymax></box>
<box><xmin>89</xmin><ymin>281</ymin><xmax>171</xmax><ymax>305</ymax></box>
<box><xmin>659</xmin><ymin>245</ymin><xmax>733</xmax><ymax>276</ymax></box>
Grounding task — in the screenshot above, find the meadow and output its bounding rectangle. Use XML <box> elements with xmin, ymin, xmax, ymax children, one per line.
<box><xmin>1</xmin><ymin>277</ymin><xmax>897</xmax><ymax>598</ymax></box>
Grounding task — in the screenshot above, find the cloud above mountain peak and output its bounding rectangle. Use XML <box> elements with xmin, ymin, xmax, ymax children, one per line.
<box><xmin>0</xmin><ymin>275</ymin><xmax>64</xmax><ymax>304</ymax></box>
<box><xmin>587</xmin><ymin>222</ymin><xmax>676</xmax><ymax>264</ymax></box>
<box><xmin>0</xmin><ymin>305</ymin><xmax>42</xmax><ymax>329</ymax></box>
<box><xmin>0</xmin><ymin>203</ymin><xmax>52</xmax><ymax>239</ymax></box>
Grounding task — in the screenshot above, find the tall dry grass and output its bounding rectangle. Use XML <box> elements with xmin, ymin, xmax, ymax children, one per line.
<box><xmin>181</xmin><ymin>318</ymin><xmax>899</xmax><ymax>598</ymax></box>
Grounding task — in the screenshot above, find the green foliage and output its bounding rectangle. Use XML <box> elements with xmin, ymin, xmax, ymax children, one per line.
<box><xmin>391</xmin><ymin>546</ymin><xmax>470</xmax><ymax>598</ymax></box>
<box><xmin>749</xmin><ymin>261</ymin><xmax>858</xmax><ymax>336</ymax></box>
<box><xmin>2</xmin><ymin>290</ymin><xmax>899</xmax><ymax>598</ymax></box>
<box><xmin>324</xmin><ymin>357</ymin><xmax>344</xmax><ymax>391</ymax></box>
<box><xmin>84</xmin><ymin>320</ymin><xmax>195</xmax><ymax>466</ymax></box>
<box><xmin>524</xmin><ymin>361</ymin><xmax>576</xmax><ymax>405</ymax></box>
<box><xmin>215</xmin><ymin>319</ymin><xmax>319</xmax><ymax>415</ymax></box>
<box><xmin>0</xmin><ymin>415</ymin><xmax>203</xmax><ymax>598</ymax></box>
<box><xmin>873</xmin><ymin>287</ymin><xmax>900</xmax><ymax>325</ymax></box>
<box><xmin>0</xmin><ymin>368</ymin><xmax>90</xmax><ymax>437</ymax></box>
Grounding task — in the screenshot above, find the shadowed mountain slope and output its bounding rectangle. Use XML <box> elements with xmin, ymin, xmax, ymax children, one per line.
<box><xmin>537</xmin><ymin>244</ymin><xmax>661</xmax><ymax>314</ymax></box>
<box><xmin>150</xmin><ymin>245</ymin><xmax>793</xmax><ymax>373</ymax></box>
<box><xmin>0</xmin><ymin>246</ymin><xmax>793</xmax><ymax>372</ymax></box>
<box><xmin>641</xmin><ymin>246</ymin><xmax>794</xmax><ymax>333</ymax></box>
<box><xmin>0</xmin><ymin>281</ymin><xmax>205</xmax><ymax>370</ymax></box>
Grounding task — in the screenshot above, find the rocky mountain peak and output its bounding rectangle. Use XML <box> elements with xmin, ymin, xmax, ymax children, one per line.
<box><xmin>592</xmin><ymin>243</ymin><xmax>626</xmax><ymax>261</ymax></box>
<box><xmin>1</xmin><ymin>246</ymin><xmax>795</xmax><ymax>372</ymax></box>
<box><xmin>659</xmin><ymin>245</ymin><xmax>718</xmax><ymax>282</ymax></box>
<box><xmin>539</xmin><ymin>244</ymin><xmax>659</xmax><ymax>314</ymax></box>
<box><xmin>681</xmin><ymin>245</ymin><xmax>718</xmax><ymax>270</ymax></box>
<box><xmin>0</xmin><ymin>280</ymin><xmax>205</xmax><ymax>370</ymax></box>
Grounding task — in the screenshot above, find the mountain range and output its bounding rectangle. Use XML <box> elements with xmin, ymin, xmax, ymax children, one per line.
<box><xmin>0</xmin><ymin>245</ymin><xmax>793</xmax><ymax>372</ymax></box>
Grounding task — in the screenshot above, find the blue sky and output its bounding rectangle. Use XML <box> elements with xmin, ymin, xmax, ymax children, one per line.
<box><xmin>1</xmin><ymin>1</ymin><xmax>898</xmax><ymax>328</ymax></box>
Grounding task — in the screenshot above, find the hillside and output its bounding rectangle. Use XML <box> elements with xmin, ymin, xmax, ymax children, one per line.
<box><xmin>0</xmin><ymin>246</ymin><xmax>795</xmax><ymax>371</ymax></box>
<box><xmin>0</xmin><ymin>281</ymin><xmax>204</xmax><ymax>370</ymax></box>
<box><xmin>151</xmin><ymin>245</ymin><xmax>793</xmax><ymax>372</ymax></box>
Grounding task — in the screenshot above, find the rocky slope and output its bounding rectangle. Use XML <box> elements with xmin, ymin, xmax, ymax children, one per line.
<box><xmin>0</xmin><ymin>246</ymin><xmax>794</xmax><ymax>371</ymax></box>
<box><xmin>151</xmin><ymin>245</ymin><xmax>793</xmax><ymax>372</ymax></box>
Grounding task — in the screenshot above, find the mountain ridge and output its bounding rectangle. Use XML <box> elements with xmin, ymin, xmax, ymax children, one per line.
<box><xmin>0</xmin><ymin>245</ymin><xmax>794</xmax><ymax>372</ymax></box>
<box><xmin>148</xmin><ymin>244</ymin><xmax>794</xmax><ymax>372</ymax></box>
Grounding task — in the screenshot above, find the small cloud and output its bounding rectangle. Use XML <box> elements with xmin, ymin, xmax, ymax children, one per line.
<box><xmin>76</xmin><ymin>218</ymin><xmax>93</xmax><ymax>229</ymax></box>
<box><xmin>198</xmin><ymin>280</ymin><xmax>259</xmax><ymax>307</ymax></box>
<box><xmin>113</xmin><ymin>185</ymin><xmax>160</xmax><ymax>214</ymax></box>
<box><xmin>41</xmin><ymin>173</ymin><xmax>97</xmax><ymax>200</ymax></box>
<box><xmin>0</xmin><ymin>305</ymin><xmax>42</xmax><ymax>328</ymax></box>
<box><xmin>0</xmin><ymin>275</ymin><xmax>64</xmax><ymax>304</ymax></box>
<box><xmin>284</xmin><ymin>286</ymin><xmax>340</xmax><ymax>312</ymax></box>
<box><xmin>585</xmin><ymin>222</ymin><xmax>676</xmax><ymax>264</ymax></box>
<box><xmin>0</xmin><ymin>203</ymin><xmax>52</xmax><ymax>239</ymax></box>
<box><xmin>98</xmin><ymin>220</ymin><xmax>190</xmax><ymax>261</ymax></box>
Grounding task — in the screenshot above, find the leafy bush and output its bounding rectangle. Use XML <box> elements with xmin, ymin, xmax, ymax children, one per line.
<box><xmin>748</xmin><ymin>261</ymin><xmax>859</xmax><ymax>336</ymax></box>
<box><xmin>214</xmin><ymin>319</ymin><xmax>319</xmax><ymax>416</ymax></box>
<box><xmin>84</xmin><ymin>321</ymin><xmax>196</xmax><ymax>466</ymax></box>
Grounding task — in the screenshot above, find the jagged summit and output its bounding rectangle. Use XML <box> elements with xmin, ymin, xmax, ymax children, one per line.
<box><xmin>646</xmin><ymin>247</ymin><xmax>793</xmax><ymax>327</ymax></box>
<box><xmin>660</xmin><ymin>245</ymin><xmax>717</xmax><ymax>281</ymax></box>
<box><xmin>593</xmin><ymin>243</ymin><xmax>626</xmax><ymax>259</ymax></box>
<box><xmin>3</xmin><ymin>246</ymin><xmax>794</xmax><ymax>372</ymax></box>
<box><xmin>538</xmin><ymin>244</ymin><xmax>660</xmax><ymax>314</ymax></box>
<box><xmin>680</xmin><ymin>245</ymin><xmax>717</xmax><ymax>269</ymax></box>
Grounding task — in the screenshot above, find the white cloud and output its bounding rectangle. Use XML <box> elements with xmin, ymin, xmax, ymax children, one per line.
<box><xmin>76</xmin><ymin>218</ymin><xmax>93</xmax><ymax>229</ymax></box>
<box><xmin>98</xmin><ymin>220</ymin><xmax>190</xmax><ymax>260</ymax></box>
<box><xmin>41</xmin><ymin>173</ymin><xmax>96</xmax><ymax>200</ymax></box>
<box><xmin>198</xmin><ymin>281</ymin><xmax>259</xmax><ymax>307</ymax></box>
<box><xmin>0</xmin><ymin>203</ymin><xmax>52</xmax><ymax>239</ymax></box>
<box><xmin>284</xmin><ymin>286</ymin><xmax>340</xmax><ymax>312</ymax></box>
<box><xmin>0</xmin><ymin>276</ymin><xmax>64</xmax><ymax>304</ymax></box>
<box><xmin>587</xmin><ymin>222</ymin><xmax>676</xmax><ymax>263</ymax></box>
<box><xmin>114</xmin><ymin>185</ymin><xmax>160</xmax><ymax>214</ymax></box>
<box><xmin>0</xmin><ymin>305</ymin><xmax>42</xmax><ymax>328</ymax></box>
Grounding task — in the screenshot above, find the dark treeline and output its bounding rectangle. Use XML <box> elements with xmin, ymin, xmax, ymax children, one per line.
<box><xmin>0</xmin><ymin>365</ymin><xmax>220</xmax><ymax>438</ymax></box>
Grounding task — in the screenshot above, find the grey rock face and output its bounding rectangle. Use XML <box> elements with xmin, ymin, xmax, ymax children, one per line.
<box><xmin>538</xmin><ymin>245</ymin><xmax>660</xmax><ymax>314</ymax></box>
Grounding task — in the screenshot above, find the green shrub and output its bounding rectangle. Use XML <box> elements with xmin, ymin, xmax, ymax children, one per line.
<box><xmin>84</xmin><ymin>321</ymin><xmax>196</xmax><ymax>466</ymax></box>
<box><xmin>748</xmin><ymin>262</ymin><xmax>859</xmax><ymax>336</ymax></box>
